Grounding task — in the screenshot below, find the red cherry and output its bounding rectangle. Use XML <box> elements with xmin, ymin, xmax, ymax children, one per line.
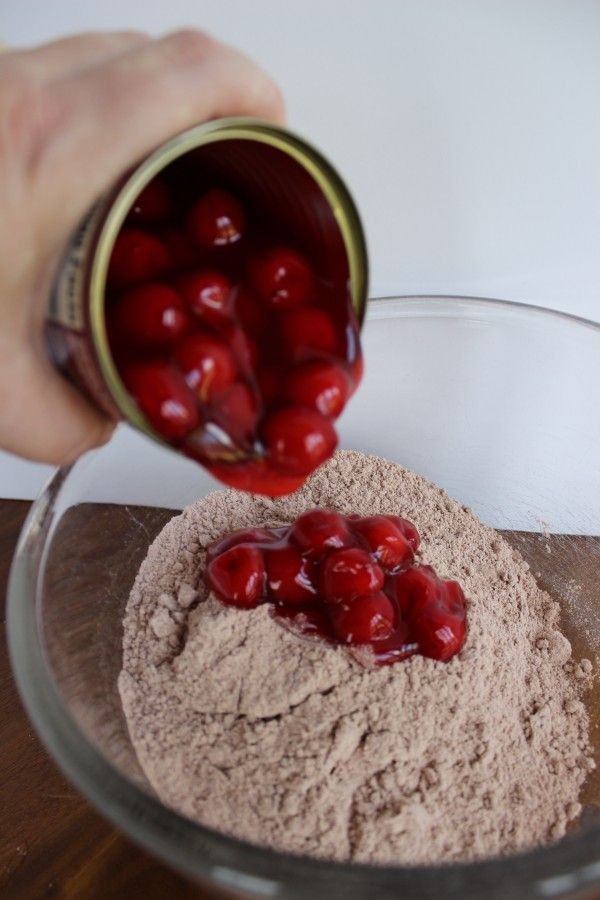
<box><xmin>207</xmin><ymin>544</ymin><xmax>265</xmax><ymax>608</ymax></box>
<box><xmin>368</xmin><ymin>617</ymin><xmax>416</xmax><ymax>665</ymax></box>
<box><xmin>279</xmin><ymin>308</ymin><xmax>337</xmax><ymax>360</ymax></box>
<box><xmin>173</xmin><ymin>334</ymin><xmax>237</xmax><ymax>402</ymax></box>
<box><xmin>321</xmin><ymin>548</ymin><xmax>384</xmax><ymax>603</ymax></box>
<box><xmin>107</xmin><ymin>229</ymin><xmax>170</xmax><ymax>288</ymax></box>
<box><xmin>212</xmin><ymin>382</ymin><xmax>259</xmax><ymax>444</ymax></box>
<box><xmin>412</xmin><ymin>606</ymin><xmax>466</xmax><ymax>661</ymax></box>
<box><xmin>187</xmin><ymin>188</ymin><xmax>245</xmax><ymax>248</ymax></box>
<box><xmin>111</xmin><ymin>283</ymin><xmax>188</xmax><ymax>350</ymax></box>
<box><xmin>204</xmin><ymin>459</ymin><xmax>305</xmax><ymax>497</ymax></box>
<box><xmin>183</xmin><ymin>412</ymin><xmax>262</xmax><ymax>464</ymax></box>
<box><xmin>291</xmin><ymin>509</ymin><xmax>351</xmax><ymax>555</ymax></box>
<box><xmin>162</xmin><ymin>225</ymin><xmax>198</xmax><ymax>268</ymax></box>
<box><xmin>202</xmin><ymin>510</ymin><xmax>467</xmax><ymax>663</ymax></box>
<box><xmin>121</xmin><ymin>360</ymin><xmax>199</xmax><ymax>441</ymax></box>
<box><xmin>388</xmin><ymin>515</ymin><xmax>421</xmax><ymax>553</ymax></box>
<box><xmin>443</xmin><ymin>580</ymin><xmax>467</xmax><ymax>615</ymax></box>
<box><xmin>266</xmin><ymin>545</ymin><xmax>317</xmax><ymax>604</ymax></box>
<box><xmin>284</xmin><ymin>360</ymin><xmax>350</xmax><ymax>418</ymax></box>
<box><xmin>351</xmin><ymin>515</ymin><xmax>414</xmax><ymax>571</ymax></box>
<box><xmin>227</xmin><ymin>327</ymin><xmax>259</xmax><ymax>377</ymax></box>
<box><xmin>391</xmin><ymin>565</ymin><xmax>442</xmax><ymax>618</ymax></box>
<box><xmin>249</xmin><ymin>247</ymin><xmax>314</xmax><ymax>309</ymax></box>
<box><xmin>257</xmin><ymin>366</ymin><xmax>281</xmax><ymax>406</ymax></box>
<box><xmin>233</xmin><ymin>284</ymin><xmax>269</xmax><ymax>337</ymax></box>
<box><xmin>274</xmin><ymin>602</ymin><xmax>336</xmax><ymax>642</ymax></box>
<box><xmin>177</xmin><ymin>270</ymin><xmax>233</xmax><ymax>325</ymax></box>
<box><xmin>330</xmin><ymin>592</ymin><xmax>395</xmax><ymax>644</ymax></box>
<box><xmin>128</xmin><ymin>177</ymin><xmax>172</xmax><ymax>223</ymax></box>
<box><xmin>208</xmin><ymin>527</ymin><xmax>280</xmax><ymax>561</ymax></box>
<box><xmin>262</xmin><ymin>407</ymin><xmax>337</xmax><ymax>475</ymax></box>
<box><xmin>349</xmin><ymin>353</ymin><xmax>364</xmax><ymax>396</ymax></box>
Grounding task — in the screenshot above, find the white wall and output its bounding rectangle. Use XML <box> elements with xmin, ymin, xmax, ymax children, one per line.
<box><xmin>1</xmin><ymin>0</ymin><xmax>599</xmax><ymax>499</ymax></box>
<box><xmin>25</xmin><ymin>299</ymin><xmax>600</xmax><ymax>534</ymax></box>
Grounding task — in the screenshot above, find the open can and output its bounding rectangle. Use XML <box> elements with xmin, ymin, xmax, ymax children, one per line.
<box><xmin>46</xmin><ymin>117</ymin><xmax>369</xmax><ymax>444</ymax></box>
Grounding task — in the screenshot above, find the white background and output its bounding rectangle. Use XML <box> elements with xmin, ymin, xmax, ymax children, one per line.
<box><xmin>1</xmin><ymin>0</ymin><xmax>599</xmax><ymax>500</ymax></box>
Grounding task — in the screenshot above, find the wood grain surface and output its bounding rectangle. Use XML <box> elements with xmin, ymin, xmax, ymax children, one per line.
<box><xmin>1</xmin><ymin>498</ymin><xmax>599</xmax><ymax>899</ymax></box>
<box><xmin>0</xmin><ymin>501</ymin><xmax>202</xmax><ymax>900</ymax></box>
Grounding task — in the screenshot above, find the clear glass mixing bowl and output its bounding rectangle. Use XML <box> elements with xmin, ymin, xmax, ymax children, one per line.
<box><xmin>8</xmin><ymin>297</ymin><xmax>600</xmax><ymax>899</ymax></box>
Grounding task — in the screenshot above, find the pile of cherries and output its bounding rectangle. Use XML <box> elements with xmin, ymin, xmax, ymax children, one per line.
<box><xmin>206</xmin><ymin>509</ymin><xmax>467</xmax><ymax>664</ymax></box>
<box><xmin>105</xmin><ymin>173</ymin><xmax>362</xmax><ymax>495</ymax></box>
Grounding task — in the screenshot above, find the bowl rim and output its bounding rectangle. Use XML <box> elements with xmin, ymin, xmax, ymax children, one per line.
<box><xmin>368</xmin><ymin>292</ymin><xmax>600</xmax><ymax>332</ymax></box>
<box><xmin>8</xmin><ymin>295</ymin><xmax>600</xmax><ymax>899</ymax></box>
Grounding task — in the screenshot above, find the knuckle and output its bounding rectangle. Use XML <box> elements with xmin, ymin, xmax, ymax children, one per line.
<box><xmin>102</xmin><ymin>64</ymin><xmax>154</xmax><ymax>115</ymax></box>
<box><xmin>59</xmin><ymin>29</ymin><xmax>148</xmax><ymax>57</ymax></box>
<box><xmin>116</xmin><ymin>29</ymin><xmax>148</xmax><ymax>44</ymax></box>
<box><xmin>82</xmin><ymin>34</ymin><xmax>117</xmax><ymax>58</ymax></box>
<box><xmin>205</xmin><ymin>51</ymin><xmax>285</xmax><ymax>121</ymax></box>
<box><xmin>237</xmin><ymin>67</ymin><xmax>285</xmax><ymax>121</ymax></box>
<box><xmin>87</xmin><ymin>32</ymin><xmax>127</xmax><ymax>55</ymax></box>
<box><xmin>0</xmin><ymin>61</ymin><xmax>38</xmax><ymax>106</ymax></box>
<box><xmin>165</xmin><ymin>29</ymin><xmax>218</xmax><ymax>66</ymax></box>
<box><xmin>260</xmin><ymin>77</ymin><xmax>285</xmax><ymax>120</ymax></box>
<box><xmin>0</xmin><ymin>65</ymin><xmax>47</xmax><ymax>159</ymax></box>
<box><xmin>214</xmin><ymin>48</ymin><xmax>285</xmax><ymax>120</ymax></box>
<box><xmin>0</xmin><ymin>62</ymin><xmax>68</xmax><ymax>177</ymax></box>
<box><xmin>104</xmin><ymin>30</ymin><xmax>149</xmax><ymax>52</ymax></box>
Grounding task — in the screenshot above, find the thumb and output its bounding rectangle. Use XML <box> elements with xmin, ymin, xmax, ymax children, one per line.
<box><xmin>1</xmin><ymin>349</ymin><xmax>115</xmax><ymax>465</ymax></box>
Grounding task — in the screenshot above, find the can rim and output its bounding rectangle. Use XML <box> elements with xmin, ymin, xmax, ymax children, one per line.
<box><xmin>89</xmin><ymin>117</ymin><xmax>369</xmax><ymax>435</ymax></box>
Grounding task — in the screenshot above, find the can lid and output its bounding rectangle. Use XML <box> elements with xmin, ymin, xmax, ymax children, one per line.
<box><xmin>89</xmin><ymin>117</ymin><xmax>369</xmax><ymax>436</ymax></box>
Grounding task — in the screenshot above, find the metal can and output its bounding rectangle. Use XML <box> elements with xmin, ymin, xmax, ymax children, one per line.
<box><xmin>47</xmin><ymin>117</ymin><xmax>369</xmax><ymax>443</ymax></box>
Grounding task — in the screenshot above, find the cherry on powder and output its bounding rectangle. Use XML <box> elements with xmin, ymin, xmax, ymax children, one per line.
<box><xmin>206</xmin><ymin>509</ymin><xmax>468</xmax><ymax>665</ymax></box>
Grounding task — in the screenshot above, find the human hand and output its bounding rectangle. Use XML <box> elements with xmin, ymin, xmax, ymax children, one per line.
<box><xmin>0</xmin><ymin>30</ymin><xmax>284</xmax><ymax>464</ymax></box>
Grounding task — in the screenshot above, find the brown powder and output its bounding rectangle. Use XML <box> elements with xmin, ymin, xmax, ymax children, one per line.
<box><xmin>118</xmin><ymin>450</ymin><xmax>593</xmax><ymax>864</ymax></box>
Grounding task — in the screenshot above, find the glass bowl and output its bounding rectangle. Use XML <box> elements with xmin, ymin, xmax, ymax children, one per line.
<box><xmin>8</xmin><ymin>296</ymin><xmax>600</xmax><ymax>899</ymax></box>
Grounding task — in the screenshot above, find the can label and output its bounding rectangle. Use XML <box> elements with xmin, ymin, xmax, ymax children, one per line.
<box><xmin>48</xmin><ymin>201</ymin><xmax>105</xmax><ymax>330</ymax></box>
<box><xmin>46</xmin><ymin>197</ymin><xmax>120</xmax><ymax>418</ymax></box>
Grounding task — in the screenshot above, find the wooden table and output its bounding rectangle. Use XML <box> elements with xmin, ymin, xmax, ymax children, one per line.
<box><xmin>0</xmin><ymin>501</ymin><xmax>202</xmax><ymax>900</ymax></box>
<box><xmin>1</xmin><ymin>498</ymin><xmax>599</xmax><ymax>899</ymax></box>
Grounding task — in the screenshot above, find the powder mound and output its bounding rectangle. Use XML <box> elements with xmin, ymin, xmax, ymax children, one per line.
<box><xmin>118</xmin><ymin>450</ymin><xmax>593</xmax><ymax>864</ymax></box>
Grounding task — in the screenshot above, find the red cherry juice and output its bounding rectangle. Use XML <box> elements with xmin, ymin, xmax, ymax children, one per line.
<box><xmin>206</xmin><ymin>510</ymin><xmax>468</xmax><ymax>665</ymax></box>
